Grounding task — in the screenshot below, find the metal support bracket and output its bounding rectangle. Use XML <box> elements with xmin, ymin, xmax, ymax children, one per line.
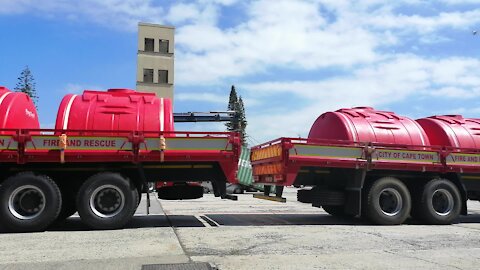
<box><xmin>137</xmin><ymin>163</ymin><xmax>150</xmax><ymax>215</ymax></box>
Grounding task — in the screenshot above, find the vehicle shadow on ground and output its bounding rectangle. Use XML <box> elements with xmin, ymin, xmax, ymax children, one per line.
<box><xmin>41</xmin><ymin>213</ymin><xmax>480</xmax><ymax>230</ymax></box>
<box><xmin>45</xmin><ymin>214</ymin><xmax>366</xmax><ymax>232</ymax></box>
<box><xmin>2</xmin><ymin>213</ymin><xmax>480</xmax><ymax>233</ymax></box>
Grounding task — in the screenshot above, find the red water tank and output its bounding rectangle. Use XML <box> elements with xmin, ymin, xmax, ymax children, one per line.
<box><xmin>0</xmin><ymin>86</ymin><xmax>40</xmax><ymax>132</ymax></box>
<box><xmin>308</xmin><ymin>107</ymin><xmax>430</xmax><ymax>146</ymax></box>
<box><xmin>416</xmin><ymin>115</ymin><xmax>480</xmax><ymax>148</ymax></box>
<box><xmin>55</xmin><ymin>89</ymin><xmax>174</xmax><ymax>133</ymax></box>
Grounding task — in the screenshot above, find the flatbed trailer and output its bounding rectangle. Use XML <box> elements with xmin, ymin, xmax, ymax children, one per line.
<box><xmin>0</xmin><ymin>129</ymin><xmax>240</xmax><ymax>232</ymax></box>
<box><xmin>251</xmin><ymin>137</ymin><xmax>480</xmax><ymax>225</ymax></box>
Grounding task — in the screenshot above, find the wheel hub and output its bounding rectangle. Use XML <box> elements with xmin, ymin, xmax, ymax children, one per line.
<box><xmin>379</xmin><ymin>188</ymin><xmax>403</xmax><ymax>217</ymax></box>
<box><xmin>89</xmin><ymin>185</ymin><xmax>125</xmax><ymax>218</ymax></box>
<box><xmin>432</xmin><ymin>189</ymin><xmax>454</xmax><ymax>216</ymax></box>
<box><xmin>8</xmin><ymin>185</ymin><xmax>46</xmax><ymax>220</ymax></box>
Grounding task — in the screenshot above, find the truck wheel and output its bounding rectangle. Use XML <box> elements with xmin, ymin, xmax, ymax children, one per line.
<box><xmin>0</xmin><ymin>173</ymin><xmax>61</xmax><ymax>232</ymax></box>
<box><xmin>364</xmin><ymin>177</ymin><xmax>411</xmax><ymax>225</ymax></box>
<box><xmin>415</xmin><ymin>179</ymin><xmax>461</xmax><ymax>225</ymax></box>
<box><xmin>136</xmin><ymin>189</ymin><xmax>142</xmax><ymax>210</ymax></box>
<box><xmin>56</xmin><ymin>197</ymin><xmax>77</xmax><ymax>222</ymax></box>
<box><xmin>55</xmin><ymin>184</ymin><xmax>78</xmax><ymax>222</ymax></box>
<box><xmin>76</xmin><ymin>173</ymin><xmax>138</xmax><ymax>230</ymax></box>
<box><xmin>297</xmin><ymin>189</ymin><xmax>312</xmax><ymax>203</ymax></box>
<box><xmin>322</xmin><ymin>205</ymin><xmax>348</xmax><ymax>217</ymax></box>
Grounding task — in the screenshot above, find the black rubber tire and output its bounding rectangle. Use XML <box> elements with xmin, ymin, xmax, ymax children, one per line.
<box><xmin>56</xmin><ymin>197</ymin><xmax>77</xmax><ymax>221</ymax></box>
<box><xmin>76</xmin><ymin>173</ymin><xmax>138</xmax><ymax>230</ymax></box>
<box><xmin>136</xmin><ymin>188</ymin><xmax>142</xmax><ymax>211</ymax></box>
<box><xmin>157</xmin><ymin>185</ymin><xmax>204</xmax><ymax>200</ymax></box>
<box><xmin>297</xmin><ymin>189</ymin><xmax>312</xmax><ymax>203</ymax></box>
<box><xmin>0</xmin><ymin>173</ymin><xmax>62</xmax><ymax>232</ymax></box>
<box><xmin>55</xmin><ymin>184</ymin><xmax>78</xmax><ymax>222</ymax></box>
<box><xmin>311</xmin><ymin>188</ymin><xmax>345</xmax><ymax>208</ymax></box>
<box><xmin>364</xmin><ymin>177</ymin><xmax>411</xmax><ymax>225</ymax></box>
<box><xmin>415</xmin><ymin>179</ymin><xmax>461</xmax><ymax>225</ymax></box>
<box><xmin>322</xmin><ymin>205</ymin><xmax>348</xmax><ymax>217</ymax></box>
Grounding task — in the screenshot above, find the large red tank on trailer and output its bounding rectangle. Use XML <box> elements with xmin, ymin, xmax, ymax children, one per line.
<box><xmin>308</xmin><ymin>107</ymin><xmax>430</xmax><ymax>146</ymax></box>
<box><xmin>55</xmin><ymin>88</ymin><xmax>174</xmax><ymax>133</ymax></box>
<box><xmin>0</xmin><ymin>86</ymin><xmax>39</xmax><ymax>133</ymax></box>
<box><xmin>416</xmin><ymin>115</ymin><xmax>480</xmax><ymax>148</ymax></box>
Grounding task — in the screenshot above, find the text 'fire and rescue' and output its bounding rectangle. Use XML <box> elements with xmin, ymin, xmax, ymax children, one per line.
<box><xmin>43</xmin><ymin>139</ymin><xmax>117</xmax><ymax>147</ymax></box>
<box><xmin>452</xmin><ymin>155</ymin><xmax>480</xmax><ymax>163</ymax></box>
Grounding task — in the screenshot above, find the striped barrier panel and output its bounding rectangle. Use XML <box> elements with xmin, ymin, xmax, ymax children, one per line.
<box><xmin>251</xmin><ymin>144</ymin><xmax>282</xmax><ymax>161</ymax></box>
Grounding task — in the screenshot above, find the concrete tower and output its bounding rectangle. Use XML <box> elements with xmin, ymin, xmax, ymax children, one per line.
<box><xmin>136</xmin><ymin>23</ymin><xmax>174</xmax><ymax>100</ymax></box>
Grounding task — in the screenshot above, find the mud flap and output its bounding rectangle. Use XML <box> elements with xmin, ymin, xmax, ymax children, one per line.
<box><xmin>344</xmin><ymin>169</ymin><xmax>367</xmax><ymax>217</ymax></box>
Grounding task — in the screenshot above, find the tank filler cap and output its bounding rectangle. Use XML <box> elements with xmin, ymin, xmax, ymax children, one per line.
<box><xmin>352</xmin><ymin>106</ymin><xmax>374</xmax><ymax>110</ymax></box>
<box><xmin>107</xmin><ymin>88</ymin><xmax>136</xmax><ymax>93</ymax></box>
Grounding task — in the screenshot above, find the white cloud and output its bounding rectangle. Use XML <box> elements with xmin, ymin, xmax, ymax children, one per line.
<box><xmin>429</xmin><ymin>87</ymin><xmax>480</xmax><ymax>98</ymax></box>
<box><xmin>176</xmin><ymin>92</ymin><xmax>227</xmax><ymax>104</ymax></box>
<box><xmin>165</xmin><ymin>3</ymin><xmax>201</xmax><ymax>24</ymax></box>
<box><xmin>440</xmin><ymin>0</ymin><xmax>480</xmax><ymax>4</ymax></box>
<box><xmin>242</xmin><ymin>54</ymin><xmax>480</xmax><ymax>141</ymax></box>
<box><xmin>63</xmin><ymin>83</ymin><xmax>104</xmax><ymax>94</ymax></box>
<box><xmin>0</xmin><ymin>0</ymin><xmax>164</xmax><ymax>30</ymax></box>
<box><xmin>175</xmin><ymin>0</ymin><xmax>380</xmax><ymax>85</ymax></box>
<box><xmin>363</xmin><ymin>10</ymin><xmax>480</xmax><ymax>33</ymax></box>
<box><xmin>4</xmin><ymin>0</ymin><xmax>480</xmax><ymax>143</ymax></box>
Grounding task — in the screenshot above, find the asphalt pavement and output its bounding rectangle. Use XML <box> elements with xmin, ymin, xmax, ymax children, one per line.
<box><xmin>1</xmin><ymin>188</ymin><xmax>480</xmax><ymax>269</ymax></box>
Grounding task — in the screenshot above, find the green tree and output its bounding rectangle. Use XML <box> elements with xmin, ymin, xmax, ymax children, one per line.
<box><xmin>237</xmin><ymin>96</ymin><xmax>247</xmax><ymax>145</ymax></box>
<box><xmin>14</xmin><ymin>66</ymin><xmax>38</xmax><ymax>107</ymax></box>
<box><xmin>226</xmin><ymin>85</ymin><xmax>248</xmax><ymax>146</ymax></box>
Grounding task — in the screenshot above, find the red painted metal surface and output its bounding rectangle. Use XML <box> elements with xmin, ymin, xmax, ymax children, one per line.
<box><xmin>55</xmin><ymin>89</ymin><xmax>174</xmax><ymax>134</ymax></box>
<box><xmin>252</xmin><ymin>107</ymin><xmax>480</xmax><ymax>186</ymax></box>
<box><xmin>417</xmin><ymin>115</ymin><xmax>480</xmax><ymax>148</ymax></box>
<box><xmin>0</xmin><ymin>129</ymin><xmax>241</xmax><ymax>183</ymax></box>
<box><xmin>308</xmin><ymin>107</ymin><xmax>430</xmax><ymax>146</ymax></box>
<box><xmin>0</xmin><ymin>86</ymin><xmax>39</xmax><ymax>133</ymax></box>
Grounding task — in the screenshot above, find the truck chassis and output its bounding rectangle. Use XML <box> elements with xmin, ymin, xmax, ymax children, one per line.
<box><xmin>251</xmin><ymin>137</ymin><xmax>480</xmax><ymax>225</ymax></box>
<box><xmin>0</xmin><ymin>129</ymin><xmax>240</xmax><ymax>232</ymax></box>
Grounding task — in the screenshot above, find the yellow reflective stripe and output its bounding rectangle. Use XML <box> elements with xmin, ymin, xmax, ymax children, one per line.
<box><xmin>447</xmin><ymin>153</ymin><xmax>480</xmax><ymax>165</ymax></box>
<box><xmin>9</xmin><ymin>164</ymin><xmax>213</xmax><ymax>171</ymax></box>
<box><xmin>143</xmin><ymin>137</ymin><xmax>230</xmax><ymax>151</ymax></box>
<box><xmin>0</xmin><ymin>136</ymin><xmax>17</xmax><ymax>150</ymax></box>
<box><xmin>290</xmin><ymin>144</ymin><xmax>363</xmax><ymax>159</ymax></box>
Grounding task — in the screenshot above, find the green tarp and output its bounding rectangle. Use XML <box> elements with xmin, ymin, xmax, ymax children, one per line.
<box><xmin>237</xmin><ymin>146</ymin><xmax>253</xmax><ymax>185</ymax></box>
<box><xmin>237</xmin><ymin>146</ymin><xmax>272</xmax><ymax>192</ymax></box>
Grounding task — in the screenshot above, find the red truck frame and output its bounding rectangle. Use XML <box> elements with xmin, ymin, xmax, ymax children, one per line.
<box><xmin>0</xmin><ymin>129</ymin><xmax>241</xmax><ymax>232</ymax></box>
<box><xmin>251</xmin><ymin>137</ymin><xmax>480</xmax><ymax>225</ymax></box>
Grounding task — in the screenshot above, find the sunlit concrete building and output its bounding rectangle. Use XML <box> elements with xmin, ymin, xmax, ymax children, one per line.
<box><xmin>136</xmin><ymin>23</ymin><xmax>174</xmax><ymax>100</ymax></box>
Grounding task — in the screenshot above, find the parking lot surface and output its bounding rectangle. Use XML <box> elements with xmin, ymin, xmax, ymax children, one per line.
<box><xmin>1</xmin><ymin>188</ymin><xmax>480</xmax><ymax>269</ymax></box>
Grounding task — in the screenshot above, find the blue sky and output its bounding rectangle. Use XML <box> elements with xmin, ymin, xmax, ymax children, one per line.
<box><xmin>1</xmin><ymin>0</ymin><xmax>480</xmax><ymax>145</ymax></box>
